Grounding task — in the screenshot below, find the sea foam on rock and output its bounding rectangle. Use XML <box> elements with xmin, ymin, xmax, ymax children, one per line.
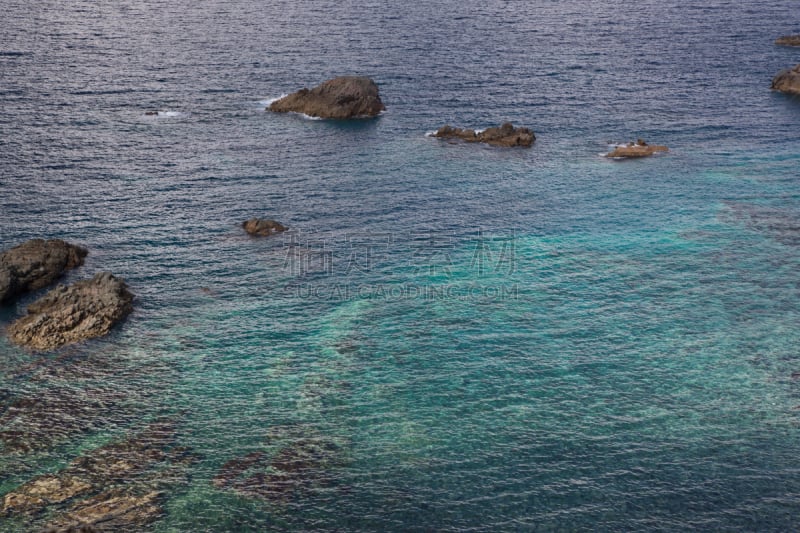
<box><xmin>268</xmin><ymin>76</ymin><xmax>385</xmax><ymax>119</ymax></box>
<box><xmin>7</xmin><ymin>272</ymin><xmax>134</xmax><ymax>351</ymax></box>
<box><xmin>606</xmin><ymin>139</ymin><xmax>669</xmax><ymax>158</ymax></box>
<box><xmin>242</xmin><ymin>218</ymin><xmax>288</xmax><ymax>237</ymax></box>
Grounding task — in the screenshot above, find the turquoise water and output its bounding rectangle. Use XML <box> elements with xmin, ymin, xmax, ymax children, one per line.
<box><xmin>2</xmin><ymin>0</ymin><xmax>800</xmax><ymax>530</ymax></box>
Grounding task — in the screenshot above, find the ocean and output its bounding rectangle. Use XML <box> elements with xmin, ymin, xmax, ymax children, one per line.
<box><xmin>1</xmin><ymin>0</ymin><xmax>800</xmax><ymax>530</ymax></box>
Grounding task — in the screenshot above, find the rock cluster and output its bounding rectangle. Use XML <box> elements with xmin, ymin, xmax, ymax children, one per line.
<box><xmin>7</xmin><ymin>272</ymin><xmax>134</xmax><ymax>351</ymax></box>
<box><xmin>433</xmin><ymin>122</ymin><xmax>535</xmax><ymax>147</ymax></box>
<box><xmin>0</xmin><ymin>239</ymin><xmax>87</xmax><ymax>304</ymax></box>
<box><xmin>606</xmin><ymin>139</ymin><xmax>669</xmax><ymax>158</ymax></box>
<box><xmin>775</xmin><ymin>35</ymin><xmax>800</xmax><ymax>46</ymax></box>
<box><xmin>242</xmin><ymin>218</ymin><xmax>288</xmax><ymax>236</ymax></box>
<box><xmin>771</xmin><ymin>64</ymin><xmax>800</xmax><ymax>96</ymax></box>
<box><xmin>268</xmin><ymin>76</ymin><xmax>385</xmax><ymax>119</ymax></box>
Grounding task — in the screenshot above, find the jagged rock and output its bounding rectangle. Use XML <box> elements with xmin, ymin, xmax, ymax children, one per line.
<box><xmin>776</xmin><ymin>35</ymin><xmax>800</xmax><ymax>46</ymax></box>
<box><xmin>268</xmin><ymin>76</ymin><xmax>385</xmax><ymax>119</ymax></box>
<box><xmin>7</xmin><ymin>272</ymin><xmax>134</xmax><ymax>351</ymax></box>
<box><xmin>0</xmin><ymin>239</ymin><xmax>87</xmax><ymax>304</ymax></box>
<box><xmin>242</xmin><ymin>218</ymin><xmax>287</xmax><ymax>237</ymax></box>
<box><xmin>433</xmin><ymin>122</ymin><xmax>535</xmax><ymax>147</ymax></box>
<box><xmin>606</xmin><ymin>139</ymin><xmax>669</xmax><ymax>158</ymax></box>
<box><xmin>771</xmin><ymin>64</ymin><xmax>800</xmax><ymax>96</ymax></box>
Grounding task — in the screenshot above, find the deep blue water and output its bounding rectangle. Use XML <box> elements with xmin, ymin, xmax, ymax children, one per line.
<box><xmin>1</xmin><ymin>0</ymin><xmax>800</xmax><ymax>530</ymax></box>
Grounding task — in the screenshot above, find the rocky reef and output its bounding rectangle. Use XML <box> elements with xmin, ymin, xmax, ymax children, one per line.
<box><xmin>775</xmin><ymin>35</ymin><xmax>800</xmax><ymax>46</ymax></box>
<box><xmin>2</xmin><ymin>419</ymin><xmax>198</xmax><ymax>532</ymax></box>
<box><xmin>242</xmin><ymin>218</ymin><xmax>288</xmax><ymax>237</ymax></box>
<box><xmin>7</xmin><ymin>272</ymin><xmax>134</xmax><ymax>351</ymax></box>
<box><xmin>771</xmin><ymin>64</ymin><xmax>800</xmax><ymax>96</ymax></box>
<box><xmin>606</xmin><ymin>139</ymin><xmax>669</xmax><ymax>158</ymax></box>
<box><xmin>433</xmin><ymin>122</ymin><xmax>535</xmax><ymax>147</ymax></box>
<box><xmin>213</xmin><ymin>424</ymin><xmax>343</xmax><ymax>503</ymax></box>
<box><xmin>0</xmin><ymin>239</ymin><xmax>87</xmax><ymax>304</ymax></box>
<box><xmin>268</xmin><ymin>76</ymin><xmax>385</xmax><ymax>119</ymax></box>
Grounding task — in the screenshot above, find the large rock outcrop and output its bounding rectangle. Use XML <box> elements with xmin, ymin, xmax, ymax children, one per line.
<box><xmin>775</xmin><ymin>35</ymin><xmax>800</xmax><ymax>46</ymax></box>
<box><xmin>771</xmin><ymin>64</ymin><xmax>800</xmax><ymax>96</ymax></box>
<box><xmin>606</xmin><ymin>139</ymin><xmax>669</xmax><ymax>158</ymax></box>
<box><xmin>242</xmin><ymin>218</ymin><xmax>288</xmax><ymax>237</ymax></box>
<box><xmin>7</xmin><ymin>272</ymin><xmax>134</xmax><ymax>351</ymax></box>
<box><xmin>268</xmin><ymin>76</ymin><xmax>385</xmax><ymax>119</ymax></box>
<box><xmin>433</xmin><ymin>123</ymin><xmax>535</xmax><ymax>147</ymax></box>
<box><xmin>0</xmin><ymin>239</ymin><xmax>87</xmax><ymax>304</ymax></box>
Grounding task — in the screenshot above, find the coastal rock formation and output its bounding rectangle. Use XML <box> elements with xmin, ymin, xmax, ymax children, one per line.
<box><xmin>606</xmin><ymin>139</ymin><xmax>669</xmax><ymax>158</ymax></box>
<box><xmin>7</xmin><ymin>272</ymin><xmax>134</xmax><ymax>351</ymax></box>
<box><xmin>0</xmin><ymin>239</ymin><xmax>87</xmax><ymax>303</ymax></box>
<box><xmin>268</xmin><ymin>76</ymin><xmax>385</xmax><ymax>119</ymax></box>
<box><xmin>776</xmin><ymin>35</ymin><xmax>800</xmax><ymax>46</ymax></box>
<box><xmin>771</xmin><ymin>64</ymin><xmax>800</xmax><ymax>96</ymax></box>
<box><xmin>433</xmin><ymin>123</ymin><xmax>535</xmax><ymax>147</ymax></box>
<box><xmin>242</xmin><ymin>218</ymin><xmax>288</xmax><ymax>237</ymax></box>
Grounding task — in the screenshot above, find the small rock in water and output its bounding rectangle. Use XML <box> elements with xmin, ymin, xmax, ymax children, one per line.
<box><xmin>433</xmin><ymin>122</ymin><xmax>535</xmax><ymax>147</ymax></box>
<box><xmin>242</xmin><ymin>218</ymin><xmax>288</xmax><ymax>237</ymax></box>
<box><xmin>268</xmin><ymin>76</ymin><xmax>385</xmax><ymax>119</ymax></box>
<box><xmin>771</xmin><ymin>64</ymin><xmax>800</xmax><ymax>96</ymax></box>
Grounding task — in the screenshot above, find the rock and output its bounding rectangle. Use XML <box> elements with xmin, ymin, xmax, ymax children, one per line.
<box><xmin>433</xmin><ymin>122</ymin><xmax>535</xmax><ymax>147</ymax></box>
<box><xmin>776</xmin><ymin>35</ymin><xmax>800</xmax><ymax>46</ymax></box>
<box><xmin>2</xmin><ymin>475</ymin><xmax>92</xmax><ymax>515</ymax></box>
<box><xmin>242</xmin><ymin>218</ymin><xmax>287</xmax><ymax>237</ymax></box>
<box><xmin>0</xmin><ymin>386</ymin><xmax>125</xmax><ymax>452</ymax></box>
<box><xmin>268</xmin><ymin>76</ymin><xmax>385</xmax><ymax>119</ymax></box>
<box><xmin>0</xmin><ymin>239</ymin><xmax>87</xmax><ymax>304</ymax></box>
<box><xmin>606</xmin><ymin>140</ymin><xmax>669</xmax><ymax>158</ymax></box>
<box><xmin>7</xmin><ymin>272</ymin><xmax>134</xmax><ymax>351</ymax></box>
<box><xmin>771</xmin><ymin>64</ymin><xmax>800</xmax><ymax>96</ymax></box>
<box><xmin>144</xmin><ymin>111</ymin><xmax>158</xmax><ymax>116</ymax></box>
<box><xmin>45</xmin><ymin>490</ymin><xmax>163</xmax><ymax>532</ymax></box>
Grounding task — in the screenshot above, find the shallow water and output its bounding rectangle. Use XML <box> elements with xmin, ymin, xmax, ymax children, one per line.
<box><xmin>1</xmin><ymin>0</ymin><xmax>800</xmax><ymax>530</ymax></box>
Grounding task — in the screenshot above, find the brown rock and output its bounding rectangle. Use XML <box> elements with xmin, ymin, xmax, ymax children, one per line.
<box><xmin>606</xmin><ymin>141</ymin><xmax>669</xmax><ymax>158</ymax></box>
<box><xmin>0</xmin><ymin>239</ymin><xmax>87</xmax><ymax>303</ymax></box>
<box><xmin>771</xmin><ymin>64</ymin><xmax>800</xmax><ymax>96</ymax></box>
<box><xmin>268</xmin><ymin>76</ymin><xmax>385</xmax><ymax>119</ymax></box>
<box><xmin>7</xmin><ymin>272</ymin><xmax>134</xmax><ymax>351</ymax></box>
<box><xmin>2</xmin><ymin>475</ymin><xmax>91</xmax><ymax>516</ymax></box>
<box><xmin>775</xmin><ymin>35</ymin><xmax>800</xmax><ymax>46</ymax></box>
<box><xmin>242</xmin><ymin>218</ymin><xmax>287</xmax><ymax>237</ymax></box>
<box><xmin>433</xmin><ymin>122</ymin><xmax>535</xmax><ymax>147</ymax></box>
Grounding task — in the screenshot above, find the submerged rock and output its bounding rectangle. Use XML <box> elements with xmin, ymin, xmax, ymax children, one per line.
<box><xmin>0</xmin><ymin>239</ymin><xmax>87</xmax><ymax>304</ymax></box>
<box><xmin>771</xmin><ymin>64</ymin><xmax>800</xmax><ymax>96</ymax></box>
<box><xmin>214</xmin><ymin>425</ymin><xmax>343</xmax><ymax>503</ymax></box>
<box><xmin>0</xmin><ymin>386</ymin><xmax>125</xmax><ymax>452</ymax></box>
<box><xmin>242</xmin><ymin>218</ymin><xmax>288</xmax><ymax>237</ymax></box>
<box><xmin>3</xmin><ymin>419</ymin><xmax>196</xmax><ymax>531</ymax></box>
<box><xmin>606</xmin><ymin>139</ymin><xmax>669</xmax><ymax>158</ymax></box>
<box><xmin>268</xmin><ymin>76</ymin><xmax>385</xmax><ymax>119</ymax></box>
<box><xmin>775</xmin><ymin>35</ymin><xmax>800</xmax><ymax>46</ymax></box>
<box><xmin>433</xmin><ymin>122</ymin><xmax>535</xmax><ymax>147</ymax></box>
<box><xmin>7</xmin><ymin>272</ymin><xmax>134</xmax><ymax>351</ymax></box>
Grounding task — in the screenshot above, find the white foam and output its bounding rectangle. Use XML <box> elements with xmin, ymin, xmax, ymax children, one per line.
<box><xmin>260</xmin><ymin>94</ymin><xmax>288</xmax><ymax>106</ymax></box>
<box><xmin>424</xmin><ymin>131</ymin><xmax>437</xmax><ymax>137</ymax></box>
